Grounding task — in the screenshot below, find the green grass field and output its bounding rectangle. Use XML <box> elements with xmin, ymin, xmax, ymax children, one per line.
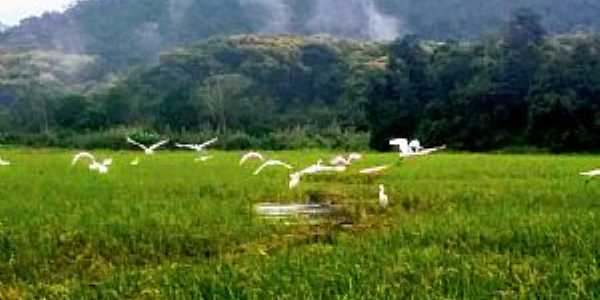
<box><xmin>0</xmin><ymin>148</ymin><xmax>598</xmax><ymax>299</ymax></box>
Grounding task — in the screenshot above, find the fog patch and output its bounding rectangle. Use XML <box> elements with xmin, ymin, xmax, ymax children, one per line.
<box><xmin>307</xmin><ymin>0</ymin><xmax>404</xmax><ymax>41</ymax></box>
<box><xmin>240</xmin><ymin>0</ymin><xmax>292</xmax><ymax>33</ymax></box>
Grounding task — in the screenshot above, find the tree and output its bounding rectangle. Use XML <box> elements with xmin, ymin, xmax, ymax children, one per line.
<box><xmin>197</xmin><ymin>74</ymin><xmax>252</xmax><ymax>133</ymax></box>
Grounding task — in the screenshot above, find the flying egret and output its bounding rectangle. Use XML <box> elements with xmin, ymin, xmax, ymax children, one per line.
<box><xmin>580</xmin><ymin>169</ymin><xmax>600</xmax><ymax>178</ymax></box>
<box><xmin>253</xmin><ymin>160</ymin><xmax>294</xmax><ymax>175</ymax></box>
<box><xmin>330</xmin><ymin>155</ymin><xmax>351</xmax><ymax>167</ymax></box>
<box><xmin>175</xmin><ymin>137</ymin><xmax>218</xmax><ymax>153</ymax></box>
<box><xmin>360</xmin><ymin>165</ymin><xmax>391</xmax><ymax>174</ymax></box>
<box><xmin>379</xmin><ymin>184</ymin><xmax>389</xmax><ymax>209</ymax></box>
<box><xmin>72</xmin><ymin>152</ymin><xmax>112</xmax><ymax>174</ymax></box>
<box><xmin>288</xmin><ymin>159</ymin><xmax>346</xmax><ymax>189</ymax></box>
<box><xmin>240</xmin><ymin>151</ymin><xmax>265</xmax><ymax>165</ymax></box>
<box><xmin>126</xmin><ymin>137</ymin><xmax>169</xmax><ymax>155</ymax></box>
<box><xmin>409</xmin><ymin>140</ymin><xmax>423</xmax><ymax>153</ymax></box>
<box><xmin>390</xmin><ymin>138</ymin><xmax>445</xmax><ymax>157</ymax></box>
<box><xmin>0</xmin><ymin>157</ymin><xmax>10</xmax><ymax>166</ymax></box>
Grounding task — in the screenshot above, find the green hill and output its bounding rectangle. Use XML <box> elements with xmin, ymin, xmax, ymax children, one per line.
<box><xmin>2</xmin><ymin>0</ymin><xmax>600</xmax><ymax>70</ymax></box>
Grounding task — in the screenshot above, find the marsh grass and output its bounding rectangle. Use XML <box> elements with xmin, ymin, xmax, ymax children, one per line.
<box><xmin>0</xmin><ymin>149</ymin><xmax>598</xmax><ymax>299</ymax></box>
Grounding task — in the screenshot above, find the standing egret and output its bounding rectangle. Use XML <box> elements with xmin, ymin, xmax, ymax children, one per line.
<box><xmin>127</xmin><ymin>137</ymin><xmax>169</xmax><ymax>155</ymax></box>
<box><xmin>379</xmin><ymin>184</ymin><xmax>389</xmax><ymax>209</ymax></box>
<box><xmin>175</xmin><ymin>137</ymin><xmax>218</xmax><ymax>153</ymax></box>
<box><xmin>130</xmin><ymin>157</ymin><xmax>140</xmax><ymax>166</ymax></box>
<box><xmin>254</xmin><ymin>160</ymin><xmax>294</xmax><ymax>175</ymax></box>
<box><xmin>289</xmin><ymin>172</ymin><xmax>302</xmax><ymax>189</ymax></box>
<box><xmin>240</xmin><ymin>152</ymin><xmax>265</xmax><ymax>165</ymax></box>
<box><xmin>72</xmin><ymin>152</ymin><xmax>112</xmax><ymax>174</ymax></box>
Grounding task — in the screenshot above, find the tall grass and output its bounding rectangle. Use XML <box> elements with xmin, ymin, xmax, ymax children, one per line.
<box><xmin>0</xmin><ymin>149</ymin><xmax>598</xmax><ymax>299</ymax></box>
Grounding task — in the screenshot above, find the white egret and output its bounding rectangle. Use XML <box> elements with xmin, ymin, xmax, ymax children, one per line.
<box><xmin>379</xmin><ymin>184</ymin><xmax>389</xmax><ymax>209</ymax></box>
<box><xmin>580</xmin><ymin>169</ymin><xmax>600</xmax><ymax>178</ymax></box>
<box><xmin>127</xmin><ymin>137</ymin><xmax>169</xmax><ymax>155</ymax></box>
<box><xmin>130</xmin><ymin>157</ymin><xmax>140</xmax><ymax>166</ymax></box>
<box><xmin>390</xmin><ymin>138</ymin><xmax>445</xmax><ymax>157</ymax></box>
<box><xmin>240</xmin><ymin>151</ymin><xmax>265</xmax><ymax>165</ymax></box>
<box><xmin>175</xmin><ymin>137</ymin><xmax>218</xmax><ymax>152</ymax></box>
<box><xmin>289</xmin><ymin>172</ymin><xmax>301</xmax><ymax>189</ymax></box>
<box><xmin>288</xmin><ymin>159</ymin><xmax>346</xmax><ymax>189</ymax></box>
<box><xmin>409</xmin><ymin>140</ymin><xmax>423</xmax><ymax>153</ymax></box>
<box><xmin>330</xmin><ymin>155</ymin><xmax>351</xmax><ymax>167</ymax></box>
<box><xmin>360</xmin><ymin>165</ymin><xmax>391</xmax><ymax>174</ymax></box>
<box><xmin>72</xmin><ymin>152</ymin><xmax>112</xmax><ymax>174</ymax></box>
<box><xmin>253</xmin><ymin>160</ymin><xmax>294</xmax><ymax>175</ymax></box>
<box><xmin>0</xmin><ymin>157</ymin><xmax>10</xmax><ymax>166</ymax></box>
<box><xmin>330</xmin><ymin>152</ymin><xmax>364</xmax><ymax>166</ymax></box>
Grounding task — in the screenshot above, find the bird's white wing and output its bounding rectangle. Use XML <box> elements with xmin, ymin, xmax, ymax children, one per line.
<box><xmin>253</xmin><ymin>160</ymin><xmax>293</xmax><ymax>175</ymax></box>
<box><xmin>198</xmin><ymin>137</ymin><xmax>218</xmax><ymax>149</ymax></box>
<box><xmin>580</xmin><ymin>169</ymin><xmax>600</xmax><ymax>177</ymax></box>
<box><xmin>175</xmin><ymin>143</ymin><xmax>197</xmax><ymax>150</ymax></box>
<box><xmin>253</xmin><ymin>161</ymin><xmax>271</xmax><ymax>175</ymax></box>
<box><xmin>72</xmin><ymin>152</ymin><xmax>96</xmax><ymax>165</ymax></box>
<box><xmin>148</xmin><ymin>139</ymin><xmax>169</xmax><ymax>151</ymax></box>
<box><xmin>241</xmin><ymin>152</ymin><xmax>264</xmax><ymax>165</ymax></box>
<box><xmin>127</xmin><ymin>137</ymin><xmax>148</xmax><ymax>151</ymax></box>
<box><xmin>276</xmin><ymin>161</ymin><xmax>294</xmax><ymax>169</ymax></box>
<box><xmin>102</xmin><ymin>158</ymin><xmax>113</xmax><ymax>166</ymax></box>
<box><xmin>360</xmin><ymin>165</ymin><xmax>390</xmax><ymax>174</ymax></box>
<box><xmin>239</xmin><ymin>155</ymin><xmax>249</xmax><ymax>165</ymax></box>
<box><xmin>319</xmin><ymin>165</ymin><xmax>347</xmax><ymax>172</ymax></box>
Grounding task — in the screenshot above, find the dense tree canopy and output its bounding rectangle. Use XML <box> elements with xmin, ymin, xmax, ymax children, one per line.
<box><xmin>0</xmin><ymin>8</ymin><xmax>598</xmax><ymax>152</ymax></box>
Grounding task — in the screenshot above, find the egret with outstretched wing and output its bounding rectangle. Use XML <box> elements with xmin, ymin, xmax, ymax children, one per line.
<box><xmin>72</xmin><ymin>152</ymin><xmax>112</xmax><ymax>174</ymax></box>
<box><xmin>330</xmin><ymin>155</ymin><xmax>351</xmax><ymax>166</ymax></box>
<box><xmin>253</xmin><ymin>160</ymin><xmax>294</xmax><ymax>175</ymax></box>
<box><xmin>175</xmin><ymin>137</ymin><xmax>218</xmax><ymax>152</ymax></box>
<box><xmin>360</xmin><ymin>165</ymin><xmax>391</xmax><ymax>174</ymax></box>
<box><xmin>127</xmin><ymin>137</ymin><xmax>169</xmax><ymax>155</ymax></box>
<box><xmin>240</xmin><ymin>152</ymin><xmax>265</xmax><ymax>165</ymax></box>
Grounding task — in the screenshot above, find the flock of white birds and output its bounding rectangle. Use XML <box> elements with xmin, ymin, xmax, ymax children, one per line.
<box><xmin>1</xmin><ymin>136</ymin><xmax>598</xmax><ymax>208</ymax></box>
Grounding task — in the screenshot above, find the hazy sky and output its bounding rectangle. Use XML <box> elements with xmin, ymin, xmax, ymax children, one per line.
<box><xmin>0</xmin><ymin>0</ymin><xmax>76</xmax><ymax>26</ymax></box>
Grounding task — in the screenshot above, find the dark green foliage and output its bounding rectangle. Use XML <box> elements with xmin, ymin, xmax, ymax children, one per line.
<box><xmin>0</xmin><ymin>9</ymin><xmax>599</xmax><ymax>152</ymax></box>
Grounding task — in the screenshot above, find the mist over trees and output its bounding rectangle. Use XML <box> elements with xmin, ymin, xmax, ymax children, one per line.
<box><xmin>0</xmin><ymin>2</ymin><xmax>598</xmax><ymax>152</ymax></box>
<box><xmin>2</xmin><ymin>0</ymin><xmax>600</xmax><ymax>70</ymax></box>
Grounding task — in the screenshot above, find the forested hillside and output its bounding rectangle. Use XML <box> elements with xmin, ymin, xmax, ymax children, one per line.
<box><xmin>0</xmin><ymin>3</ymin><xmax>598</xmax><ymax>152</ymax></box>
<box><xmin>2</xmin><ymin>0</ymin><xmax>600</xmax><ymax>70</ymax></box>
